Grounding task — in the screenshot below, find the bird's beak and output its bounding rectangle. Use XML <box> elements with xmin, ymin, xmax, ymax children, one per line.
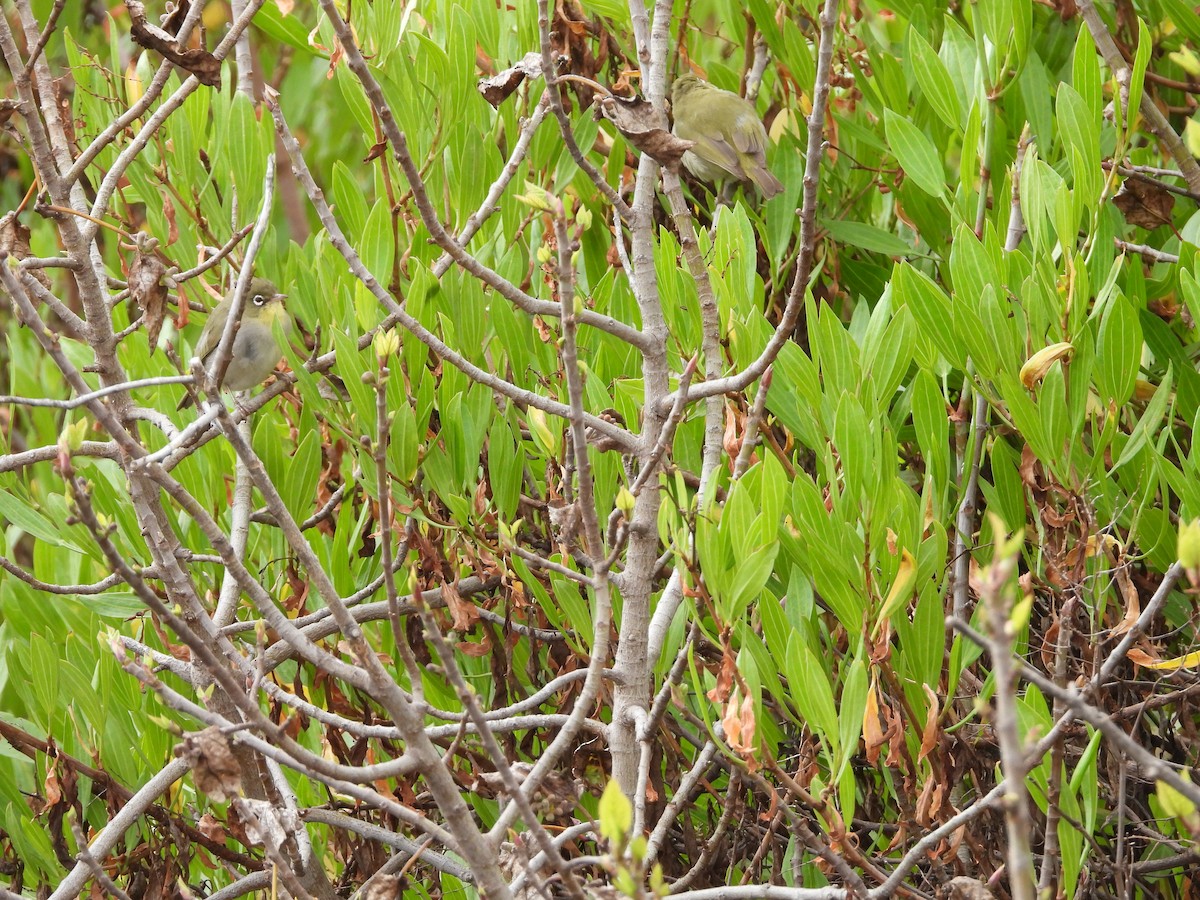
<box><xmin>275</xmin><ymin>293</ymin><xmax>288</xmax><ymax>304</ymax></box>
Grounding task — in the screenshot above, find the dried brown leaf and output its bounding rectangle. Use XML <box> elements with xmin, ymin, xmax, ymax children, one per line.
<box><xmin>942</xmin><ymin>876</ymin><xmax>994</xmax><ymax>899</ymax></box>
<box><xmin>363</xmin><ymin>139</ymin><xmax>389</xmax><ymax>163</ymax></box>
<box><xmin>478</xmin><ymin>52</ymin><xmax>545</xmax><ymax>108</ymax></box>
<box><xmin>179</xmin><ymin>726</ymin><xmax>242</xmax><ymax>802</ymax></box>
<box><xmin>0</xmin><ymin>99</ymin><xmax>22</xmax><ymax>127</ymax></box>
<box><xmin>598</xmin><ymin>94</ymin><xmax>694</xmax><ymax>169</ymax></box>
<box><xmin>1111</xmin><ymin>564</ymin><xmax>1141</xmax><ymax>637</ymax></box>
<box><xmin>1112</xmin><ymin>178</ymin><xmax>1175</xmax><ymax>230</ymax></box>
<box><xmin>0</xmin><ymin>212</ymin><xmax>50</xmax><ymax>289</ymax></box>
<box><xmin>917</xmin><ymin>683</ymin><xmax>940</xmax><ymax>763</ymax></box>
<box><xmin>363</xmin><ymin>876</ymin><xmax>400</xmax><ymax>900</ymax></box>
<box><xmin>163</xmin><ymin>195</ymin><xmax>179</xmax><ymax>246</ymax></box>
<box><xmin>197</xmin><ymin>812</ymin><xmax>226</xmax><ymax>842</ymax></box>
<box><xmin>455</xmin><ymin>636</ymin><xmax>491</xmax><ymax>657</ymax></box>
<box><xmin>1126</xmin><ymin>646</ymin><xmax>1160</xmax><ymax>667</ymax></box>
<box><xmin>442</xmin><ymin>581</ymin><xmax>480</xmax><ymax>631</ymax></box>
<box><xmin>128</xmin><ymin>1</ymin><xmax>221</xmax><ymax>87</ymax></box>
<box><xmin>162</xmin><ymin>0</ymin><xmax>190</xmax><ymax>35</ymax></box>
<box><xmin>128</xmin><ymin>250</ymin><xmax>169</xmax><ymax>348</ymax></box>
<box><xmin>706</xmin><ymin>648</ymin><xmax>736</xmax><ymax>704</ymax></box>
<box><xmin>862</xmin><ymin>680</ymin><xmax>885</xmax><ymax>765</ymax></box>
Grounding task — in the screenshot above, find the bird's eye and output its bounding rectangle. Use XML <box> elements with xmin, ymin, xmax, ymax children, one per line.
<box><xmin>252</xmin><ymin>294</ymin><xmax>265</xmax><ymax>306</ymax></box>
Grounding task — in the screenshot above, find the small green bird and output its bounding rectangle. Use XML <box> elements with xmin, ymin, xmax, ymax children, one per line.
<box><xmin>671</xmin><ymin>73</ymin><xmax>784</xmax><ymax>199</ymax></box>
<box><xmin>177</xmin><ymin>277</ymin><xmax>291</xmax><ymax>410</ymax></box>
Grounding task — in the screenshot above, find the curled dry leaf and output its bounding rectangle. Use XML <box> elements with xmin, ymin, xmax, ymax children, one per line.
<box><xmin>0</xmin><ymin>99</ymin><xmax>22</xmax><ymax>127</ymax></box>
<box><xmin>161</xmin><ymin>0</ymin><xmax>190</xmax><ymax>35</ymax></box>
<box><xmin>723</xmin><ymin>690</ymin><xmax>758</xmax><ymax>770</ymax></box>
<box><xmin>442</xmin><ymin>580</ymin><xmax>480</xmax><ymax>631</ymax></box>
<box><xmin>917</xmin><ymin>683</ymin><xmax>940</xmax><ymax>763</ymax></box>
<box><xmin>941</xmin><ymin>876</ymin><xmax>994</xmax><ymax>899</ymax></box>
<box><xmin>862</xmin><ymin>679</ymin><xmax>885</xmax><ymax>765</ymax></box>
<box><xmin>1019</xmin><ymin>341</ymin><xmax>1074</xmax><ymax>389</ymax></box>
<box><xmin>178</xmin><ymin>726</ymin><xmax>242</xmax><ymax>802</ymax></box>
<box><xmin>197</xmin><ymin>812</ymin><xmax>227</xmax><ymax>843</ymax></box>
<box><xmin>127</xmin><ymin>1</ymin><xmax>221</xmax><ymax>88</ymax></box>
<box><xmin>1132</xmin><ymin>647</ymin><xmax>1200</xmax><ymax>671</ymax></box>
<box><xmin>1112</xmin><ymin>177</ymin><xmax>1175</xmax><ymax>230</ymax></box>
<box><xmin>597</xmin><ymin>94</ymin><xmax>694</xmax><ymax>170</ymax></box>
<box><xmin>1</xmin><ymin>212</ymin><xmax>51</xmax><ymax>290</ymax></box>
<box><xmin>362</xmin><ymin>875</ymin><xmax>401</xmax><ymax>900</ymax></box>
<box><xmin>128</xmin><ymin>250</ymin><xmax>170</xmax><ymax>348</ymax></box>
<box><xmin>1111</xmin><ymin>564</ymin><xmax>1141</xmax><ymax>637</ymax></box>
<box><xmin>478</xmin><ymin>52</ymin><xmax>547</xmax><ymax>108</ymax></box>
<box><xmin>706</xmin><ymin>647</ymin><xmax>737</xmax><ymax>704</ymax></box>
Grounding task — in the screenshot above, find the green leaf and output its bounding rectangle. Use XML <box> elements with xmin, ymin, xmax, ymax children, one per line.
<box><xmin>27</xmin><ymin>634</ymin><xmax>59</xmax><ymax>728</ymax></box>
<box><xmin>837</xmin><ymin>656</ymin><xmax>868</xmax><ymax>774</ymax></box>
<box><xmin>0</xmin><ymin>490</ymin><xmax>85</xmax><ymax>552</ymax></box>
<box><xmin>909</xmin><ymin>29</ymin><xmax>962</xmax><ymax>131</ymax></box>
<box><xmin>332</xmin><ymin>161</ymin><xmax>370</xmax><ymax>242</ymax></box>
<box><xmin>361</xmin><ymin>199</ymin><xmax>396</xmax><ymax>288</ymax></box>
<box><xmin>884</xmin><ymin>110</ymin><xmax>946</xmax><ymax>197</ymax></box>
<box><xmin>894</xmin><ymin>264</ymin><xmax>960</xmax><ymax>367</ymax></box>
<box><xmin>725</xmin><ymin>544</ymin><xmax>779</xmax><ymax>621</ymax></box>
<box><xmin>823</xmin><ymin>219</ymin><xmax>916</xmax><ymax>257</ymax></box>
<box><xmin>390</xmin><ymin>400</ymin><xmax>420</xmax><ymax>484</ymax></box>
<box><xmin>1127</xmin><ymin>19</ymin><xmax>1151</xmax><ymax>136</ymax></box>
<box><xmin>1163</xmin><ymin>0</ymin><xmax>1200</xmax><ymax>42</ymax></box>
<box><xmin>229</xmin><ymin>91</ymin><xmax>267</xmax><ymax>215</ymax></box>
<box><xmin>1113</xmin><ymin>366</ymin><xmax>1173</xmax><ymax>472</ymax></box>
<box><xmin>1095</xmin><ymin>292</ymin><xmax>1141</xmax><ymax>407</ymax></box>
<box><xmin>252</xmin><ymin>2</ymin><xmax>314</xmax><ymax>52</ymax></box>
<box><xmin>598</xmin><ymin>779</ymin><xmax>632</xmax><ymax>846</ymax></box>
<box><xmin>71</xmin><ymin>591</ymin><xmax>146</xmax><ymax>619</ymax></box>
<box><xmin>1056</xmin><ymin>85</ymin><xmax>1101</xmax><ymax>207</ymax></box>
<box><xmin>784</xmin><ymin>633</ymin><xmax>840</xmax><ymax>756</ymax></box>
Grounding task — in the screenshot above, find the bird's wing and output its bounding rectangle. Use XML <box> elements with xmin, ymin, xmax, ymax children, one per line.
<box><xmin>192</xmin><ymin>302</ymin><xmax>229</xmax><ymax>363</ymax></box>
<box><xmin>730</xmin><ymin>111</ymin><xmax>767</xmax><ymax>158</ymax></box>
<box><xmin>673</xmin><ymin>109</ymin><xmax>739</xmax><ymax>167</ymax></box>
<box><xmin>694</xmin><ymin>135</ymin><xmax>747</xmax><ymax>178</ymax></box>
<box><xmin>678</xmin><ymin>122</ymin><xmax>743</xmax><ymax>177</ymax></box>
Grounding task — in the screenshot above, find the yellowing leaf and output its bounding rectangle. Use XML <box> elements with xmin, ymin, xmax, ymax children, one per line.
<box><xmin>1185</xmin><ymin>117</ymin><xmax>1200</xmax><ymax>159</ymax></box>
<box><xmin>1140</xmin><ymin>649</ymin><xmax>1200</xmax><ymax>671</ymax></box>
<box><xmin>1019</xmin><ymin>341</ymin><xmax>1074</xmax><ymax>388</ymax></box>
<box><xmin>874</xmin><ymin>548</ymin><xmax>917</xmax><ymax>636</ymax></box>
<box><xmin>1179</xmin><ymin>519</ymin><xmax>1200</xmax><ymax>587</ymax></box>
<box><xmin>124</xmin><ymin>59</ymin><xmax>145</xmax><ymax>105</ymax></box>
<box><xmin>527</xmin><ymin>407</ymin><xmax>560</xmax><ymax>457</ymax></box>
<box><xmin>1155</xmin><ymin>774</ymin><xmax>1200</xmax><ymax>834</ymax></box>
<box><xmin>1170</xmin><ymin>47</ymin><xmax>1200</xmax><ymax>76</ymax></box>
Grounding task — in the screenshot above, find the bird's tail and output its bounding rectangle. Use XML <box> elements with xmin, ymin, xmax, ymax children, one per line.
<box><xmin>747</xmin><ymin>165</ymin><xmax>784</xmax><ymax>199</ymax></box>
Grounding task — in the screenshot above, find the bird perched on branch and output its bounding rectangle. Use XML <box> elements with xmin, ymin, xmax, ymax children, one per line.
<box><xmin>177</xmin><ymin>277</ymin><xmax>290</xmax><ymax>410</ymax></box>
<box><xmin>670</xmin><ymin>73</ymin><xmax>784</xmax><ymax>199</ymax></box>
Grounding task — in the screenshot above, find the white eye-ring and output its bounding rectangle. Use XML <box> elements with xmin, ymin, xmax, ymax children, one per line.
<box><xmin>252</xmin><ymin>294</ymin><xmax>266</xmax><ymax>306</ymax></box>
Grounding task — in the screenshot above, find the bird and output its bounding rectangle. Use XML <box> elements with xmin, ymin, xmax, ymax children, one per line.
<box><xmin>177</xmin><ymin>277</ymin><xmax>290</xmax><ymax>410</ymax></box>
<box><xmin>670</xmin><ymin>73</ymin><xmax>784</xmax><ymax>199</ymax></box>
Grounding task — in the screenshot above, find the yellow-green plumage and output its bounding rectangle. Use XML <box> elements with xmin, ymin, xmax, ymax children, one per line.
<box><xmin>671</xmin><ymin>73</ymin><xmax>783</xmax><ymax>198</ymax></box>
<box><xmin>178</xmin><ymin>277</ymin><xmax>290</xmax><ymax>409</ymax></box>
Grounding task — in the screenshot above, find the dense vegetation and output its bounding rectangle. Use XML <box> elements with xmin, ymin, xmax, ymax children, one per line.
<box><xmin>2</xmin><ymin>0</ymin><xmax>1200</xmax><ymax>897</ymax></box>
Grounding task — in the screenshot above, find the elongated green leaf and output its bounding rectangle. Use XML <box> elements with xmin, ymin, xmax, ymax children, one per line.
<box><xmin>909</xmin><ymin>29</ymin><xmax>961</xmax><ymax>131</ymax></box>
<box><xmin>884</xmin><ymin>110</ymin><xmax>946</xmax><ymax>197</ymax></box>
